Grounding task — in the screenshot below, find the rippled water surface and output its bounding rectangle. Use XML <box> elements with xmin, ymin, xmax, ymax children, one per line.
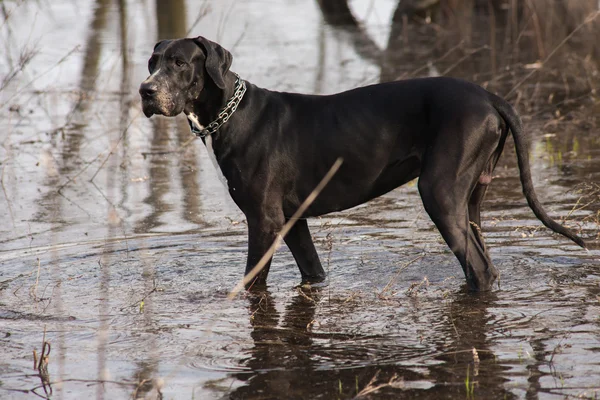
<box><xmin>1</xmin><ymin>0</ymin><xmax>600</xmax><ymax>399</ymax></box>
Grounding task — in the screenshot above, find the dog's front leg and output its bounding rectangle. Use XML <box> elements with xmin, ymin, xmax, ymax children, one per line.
<box><xmin>244</xmin><ymin>213</ymin><xmax>285</xmax><ymax>289</ymax></box>
<box><xmin>283</xmin><ymin>219</ymin><xmax>326</xmax><ymax>284</ymax></box>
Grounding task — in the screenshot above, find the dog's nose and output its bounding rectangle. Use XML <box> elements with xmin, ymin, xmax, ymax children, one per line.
<box><xmin>139</xmin><ymin>82</ymin><xmax>158</xmax><ymax>98</ymax></box>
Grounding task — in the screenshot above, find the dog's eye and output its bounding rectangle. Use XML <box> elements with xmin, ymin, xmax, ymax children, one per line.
<box><xmin>175</xmin><ymin>59</ymin><xmax>186</xmax><ymax>67</ymax></box>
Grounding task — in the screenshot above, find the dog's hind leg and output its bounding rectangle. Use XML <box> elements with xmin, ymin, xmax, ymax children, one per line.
<box><xmin>418</xmin><ymin>174</ymin><xmax>498</xmax><ymax>291</ymax></box>
<box><xmin>417</xmin><ymin>116</ymin><xmax>503</xmax><ymax>290</ymax></box>
<box><xmin>284</xmin><ymin>219</ymin><xmax>326</xmax><ymax>284</ymax></box>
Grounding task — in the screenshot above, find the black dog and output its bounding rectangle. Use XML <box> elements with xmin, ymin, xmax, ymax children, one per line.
<box><xmin>139</xmin><ymin>36</ymin><xmax>586</xmax><ymax>291</ymax></box>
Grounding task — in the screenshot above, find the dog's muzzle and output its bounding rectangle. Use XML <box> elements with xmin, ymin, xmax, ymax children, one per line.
<box><xmin>139</xmin><ymin>78</ymin><xmax>178</xmax><ymax>118</ymax></box>
<box><xmin>139</xmin><ymin>82</ymin><xmax>159</xmax><ymax>117</ymax></box>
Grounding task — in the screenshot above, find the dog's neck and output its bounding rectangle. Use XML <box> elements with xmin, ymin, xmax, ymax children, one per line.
<box><xmin>184</xmin><ymin>72</ymin><xmax>238</xmax><ymax>132</ymax></box>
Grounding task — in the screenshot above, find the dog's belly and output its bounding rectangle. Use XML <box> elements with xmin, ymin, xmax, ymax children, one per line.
<box><xmin>366</xmin><ymin>155</ymin><xmax>422</xmax><ymax>200</ymax></box>
<box><xmin>298</xmin><ymin>155</ymin><xmax>422</xmax><ymax>217</ymax></box>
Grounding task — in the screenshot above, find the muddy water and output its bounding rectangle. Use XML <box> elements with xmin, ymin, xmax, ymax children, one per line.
<box><xmin>1</xmin><ymin>0</ymin><xmax>600</xmax><ymax>399</ymax></box>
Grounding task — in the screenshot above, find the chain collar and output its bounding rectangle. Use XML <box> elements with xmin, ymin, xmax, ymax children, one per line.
<box><xmin>188</xmin><ymin>74</ymin><xmax>247</xmax><ymax>138</ymax></box>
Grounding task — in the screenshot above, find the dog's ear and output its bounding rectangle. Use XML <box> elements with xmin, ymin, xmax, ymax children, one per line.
<box><xmin>193</xmin><ymin>36</ymin><xmax>232</xmax><ymax>90</ymax></box>
<box><xmin>153</xmin><ymin>39</ymin><xmax>168</xmax><ymax>51</ymax></box>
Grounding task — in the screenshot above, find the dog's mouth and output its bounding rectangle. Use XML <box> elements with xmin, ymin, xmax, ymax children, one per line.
<box><xmin>141</xmin><ymin>103</ymin><xmax>154</xmax><ymax>118</ymax></box>
<box><xmin>140</xmin><ymin>98</ymin><xmax>182</xmax><ymax>118</ymax></box>
<box><xmin>141</xmin><ymin>100</ymin><xmax>158</xmax><ymax>118</ymax></box>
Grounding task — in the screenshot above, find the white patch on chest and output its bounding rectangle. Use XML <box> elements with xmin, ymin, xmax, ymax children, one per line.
<box><xmin>187</xmin><ymin>113</ymin><xmax>229</xmax><ymax>189</ymax></box>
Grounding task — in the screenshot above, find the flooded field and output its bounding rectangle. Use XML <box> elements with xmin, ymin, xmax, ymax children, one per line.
<box><xmin>1</xmin><ymin>0</ymin><xmax>600</xmax><ymax>398</ymax></box>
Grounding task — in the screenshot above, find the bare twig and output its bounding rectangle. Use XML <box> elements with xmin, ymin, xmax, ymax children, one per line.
<box><xmin>0</xmin><ymin>46</ymin><xmax>38</xmax><ymax>92</ymax></box>
<box><xmin>1</xmin><ymin>45</ymin><xmax>80</xmax><ymax>107</ymax></box>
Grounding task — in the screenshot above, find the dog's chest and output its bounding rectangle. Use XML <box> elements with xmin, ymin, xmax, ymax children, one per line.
<box><xmin>187</xmin><ymin>114</ymin><xmax>229</xmax><ymax>189</ymax></box>
<box><xmin>205</xmin><ymin>135</ymin><xmax>229</xmax><ymax>188</ymax></box>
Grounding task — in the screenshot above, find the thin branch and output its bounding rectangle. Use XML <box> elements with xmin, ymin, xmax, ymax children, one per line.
<box><xmin>1</xmin><ymin>45</ymin><xmax>80</xmax><ymax>107</ymax></box>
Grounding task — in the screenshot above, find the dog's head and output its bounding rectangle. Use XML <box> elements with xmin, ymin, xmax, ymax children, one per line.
<box><xmin>139</xmin><ymin>36</ymin><xmax>233</xmax><ymax>118</ymax></box>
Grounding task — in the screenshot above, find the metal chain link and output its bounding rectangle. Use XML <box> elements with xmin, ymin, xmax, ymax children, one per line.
<box><xmin>193</xmin><ymin>74</ymin><xmax>247</xmax><ymax>137</ymax></box>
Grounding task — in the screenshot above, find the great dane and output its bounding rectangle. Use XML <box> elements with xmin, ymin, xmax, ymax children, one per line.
<box><xmin>139</xmin><ymin>36</ymin><xmax>586</xmax><ymax>291</ymax></box>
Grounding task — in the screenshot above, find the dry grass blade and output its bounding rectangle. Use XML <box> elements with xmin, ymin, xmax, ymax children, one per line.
<box><xmin>0</xmin><ymin>46</ymin><xmax>38</xmax><ymax>92</ymax></box>
<box><xmin>565</xmin><ymin>182</ymin><xmax>600</xmax><ymax>240</ymax></box>
<box><xmin>378</xmin><ymin>254</ymin><xmax>425</xmax><ymax>298</ymax></box>
<box><xmin>354</xmin><ymin>371</ymin><xmax>404</xmax><ymax>398</ymax></box>
<box><xmin>227</xmin><ymin>157</ymin><xmax>343</xmax><ymax>300</ymax></box>
<box><xmin>32</xmin><ymin>326</ymin><xmax>52</xmax><ymax>397</ymax></box>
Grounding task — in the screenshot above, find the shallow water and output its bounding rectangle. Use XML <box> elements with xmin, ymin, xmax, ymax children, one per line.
<box><xmin>1</xmin><ymin>0</ymin><xmax>600</xmax><ymax>399</ymax></box>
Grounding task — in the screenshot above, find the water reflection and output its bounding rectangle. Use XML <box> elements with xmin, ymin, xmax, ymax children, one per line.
<box><xmin>230</xmin><ymin>288</ymin><xmax>320</xmax><ymax>399</ymax></box>
<box><xmin>33</xmin><ymin>0</ymin><xmax>112</xmax><ymax>229</ymax></box>
<box><xmin>427</xmin><ymin>290</ymin><xmax>513</xmax><ymax>399</ymax></box>
<box><xmin>134</xmin><ymin>0</ymin><xmax>204</xmax><ymax>234</ymax></box>
<box><xmin>227</xmin><ymin>287</ymin><xmax>515</xmax><ymax>399</ymax></box>
<box><xmin>316</xmin><ymin>0</ymin><xmax>383</xmax><ymax>65</ymax></box>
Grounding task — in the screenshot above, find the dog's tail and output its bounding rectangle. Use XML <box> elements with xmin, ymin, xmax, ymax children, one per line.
<box><xmin>491</xmin><ymin>95</ymin><xmax>586</xmax><ymax>249</ymax></box>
